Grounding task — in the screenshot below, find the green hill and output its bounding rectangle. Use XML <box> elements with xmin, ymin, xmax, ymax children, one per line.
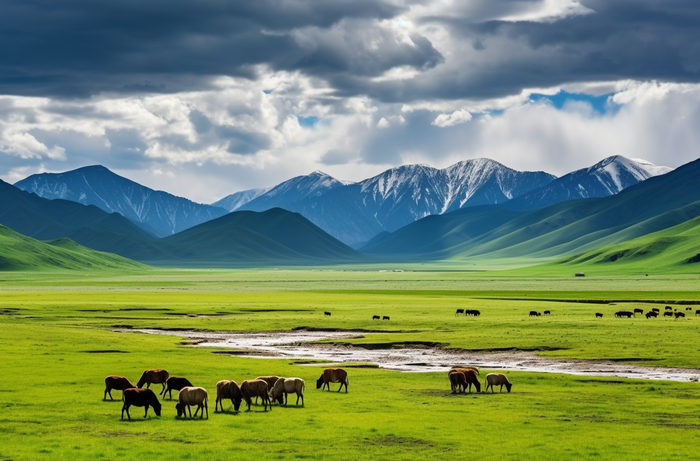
<box><xmin>0</xmin><ymin>225</ymin><xmax>144</xmax><ymax>271</ymax></box>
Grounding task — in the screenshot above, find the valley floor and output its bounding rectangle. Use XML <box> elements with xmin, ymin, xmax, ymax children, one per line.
<box><xmin>1</xmin><ymin>268</ymin><xmax>700</xmax><ymax>460</ymax></box>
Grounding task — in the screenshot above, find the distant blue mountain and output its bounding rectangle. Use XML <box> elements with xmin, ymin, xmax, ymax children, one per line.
<box><xmin>15</xmin><ymin>166</ymin><xmax>228</xmax><ymax>237</ymax></box>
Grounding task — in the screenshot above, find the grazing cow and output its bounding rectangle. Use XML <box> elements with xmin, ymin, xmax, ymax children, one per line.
<box><xmin>465</xmin><ymin>310</ymin><xmax>481</xmax><ymax>317</ymax></box>
<box><xmin>121</xmin><ymin>388</ymin><xmax>161</xmax><ymax>420</ymax></box>
<box><xmin>543</xmin><ymin>310</ymin><xmax>551</xmax><ymax>315</ymax></box>
<box><xmin>529</xmin><ymin>311</ymin><xmax>538</xmax><ymax>317</ymax></box>
<box><xmin>686</xmin><ymin>307</ymin><xmax>692</xmax><ymax>311</ymax></box>
<box><xmin>696</xmin><ymin>310</ymin><xmax>700</xmax><ymax>316</ymax></box>
<box><xmin>240</xmin><ymin>379</ymin><xmax>272</xmax><ymax>411</ymax></box>
<box><xmin>652</xmin><ymin>308</ymin><xmax>660</xmax><ymax>313</ymax></box>
<box><xmin>449</xmin><ymin>366</ymin><xmax>480</xmax><ymax>376</ymax></box>
<box><xmin>136</xmin><ymin>369</ymin><xmax>169</xmax><ymax>394</ymax></box>
<box><xmin>449</xmin><ymin>371</ymin><xmax>467</xmax><ymax>393</ymax></box>
<box><xmin>372</xmin><ymin>315</ymin><xmax>380</xmax><ymax>320</ymax></box>
<box><xmin>455</xmin><ymin>309</ymin><xmax>465</xmax><ymax>316</ymax></box>
<box><xmin>633</xmin><ymin>308</ymin><xmax>644</xmax><ymax>315</ymax></box>
<box><xmin>104</xmin><ymin>375</ymin><xmax>135</xmax><ymax>401</ymax></box>
<box><xmin>595</xmin><ymin>313</ymin><xmax>603</xmax><ymax>318</ymax></box>
<box><xmin>163</xmin><ymin>377</ymin><xmax>193</xmax><ymax>400</ymax></box>
<box><xmin>270</xmin><ymin>377</ymin><xmax>305</xmax><ymax>406</ymax></box>
<box><xmin>215</xmin><ymin>380</ymin><xmax>243</xmax><ymax>412</ymax></box>
<box><xmin>665</xmin><ymin>306</ymin><xmax>673</xmax><ymax>311</ymax></box>
<box><xmin>316</xmin><ymin>368</ymin><xmax>349</xmax><ymax>393</ymax></box>
<box><xmin>646</xmin><ymin>312</ymin><xmax>658</xmax><ymax>319</ymax></box>
<box><xmin>255</xmin><ymin>376</ymin><xmax>280</xmax><ymax>405</ymax></box>
<box><xmin>675</xmin><ymin>312</ymin><xmax>686</xmax><ymax>319</ymax></box>
<box><xmin>461</xmin><ymin>369</ymin><xmax>481</xmax><ymax>393</ymax></box>
<box><xmin>383</xmin><ymin>316</ymin><xmax>390</xmax><ymax>321</ymax></box>
<box><xmin>615</xmin><ymin>311</ymin><xmax>634</xmax><ymax>318</ymax></box>
<box><xmin>176</xmin><ymin>386</ymin><xmax>208</xmax><ymax>419</ymax></box>
<box><xmin>324</xmin><ymin>311</ymin><xmax>331</xmax><ymax>316</ymax></box>
<box><xmin>664</xmin><ymin>311</ymin><xmax>673</xmax><ymax>317</ymax></box>
<box><xmin>485</xmin><ymin>373</ymin><xmax>513</xmax><ymax>393</ymax></box>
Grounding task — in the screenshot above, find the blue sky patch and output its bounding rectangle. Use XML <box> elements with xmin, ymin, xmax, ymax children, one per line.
<box><xmin>298</xmin><ymin>116</ymin><xmax>319</xmax><ymax>127</ymax></box>
<box><xmin>529</xmin><ymin>91</ymin><xmax>618</xmax><ymax>115</ymax></box>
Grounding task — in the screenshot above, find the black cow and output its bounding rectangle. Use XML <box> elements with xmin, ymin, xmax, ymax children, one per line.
<box><xmin>121</xmin><ymin>388</ymin><xmax>161</xmax><ymax>420</ymax></box>
<box><xmin>324</xmin><ymin>311</ymin><xmax>331</xmax><ymax>317</ymax></box>
<box><xmin>455</xmin><ymin>309</ymin><xmax>465</xmax><ymax>316</ymax></box>
<box><xmin>686</xmin><ymin>307</ymin><xmax>692</xmax><ymax>311</ymax></box>
<box><xmin>633</xmin><ymin>308</ymin><xmax>644</xmax><ymax>315</ymax></box>
<box><xmin>675</xmin><ymin>312</ymin><xmax>686</xmax><ymax>319</ymax></box>
<box><xmin>695</xmin><ymin>310</ymin><xmax>700</xmax><ymax>316</ymax></box>
<box><xmin>595</xmin><ymin>313</ymin><xmax>603</xmax><ymax>318</ymax></box>
<box><xmin>615</xmin><ymin>311</ymin><xmax>634</xmax><ymax>318</ymax></box>
<box><xmin>372</xmin><ymin>315</ymin><xmax>380</xmax><ymax>320</ymax></box>
<box><xmin>645</xmin><ymin>312</ymin><xmax>658</xmax><ymax>319</ymax></box>
<box><xmin>543</xmin><ymin>310</ymin><xmax>551</xmax><ymax>315</ymax></box>
<box><xmin>529</xmin><ymin>311</ymin><xmax>538</xmax><ymax>317</ymax></box>
<box><xmin>465</xmin><ymin>309</ymin><xmax>481</xmax><ymax>317</ymax></box>
<box><xmin>665</xmin><ymin>306</ymin><xmax>673</xmax><ymax>311</ymax></box>
<box><xmin>663</xmin><ymin>311</ymin><xmax>673</xmax><ymax>317</ymax></box>
<box><xmin>652</xmin><ymin>308</ymin><xmax>660</xmax><ymax>313</ymax></box>
<box><xmin>382</xmin><ymin>316</ymin><xmax>390</xmax><ymax>321</ymax></box>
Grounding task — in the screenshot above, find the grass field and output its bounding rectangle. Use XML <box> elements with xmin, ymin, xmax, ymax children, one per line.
<box><xmin>2</xmin><ymin>268</ymin><xmax>700</xmax><ymax>460</ymax></box>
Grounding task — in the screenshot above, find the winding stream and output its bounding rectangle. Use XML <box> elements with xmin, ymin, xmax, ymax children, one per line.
<box><xmin>119</xmin><ymin>329</ymin><xmax>700</xmax><ymax>383</ymax></box>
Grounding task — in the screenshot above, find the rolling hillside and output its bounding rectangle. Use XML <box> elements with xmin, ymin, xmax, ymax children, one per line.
<box><xmin>0</xmin><ymin>225</ymin><xmax>144</xmax><ymax>271</ymax></box>
<box><xmin>363</xmin><ymin>157</ymin><xmax>700</xmax><ymax>262</ymax></box>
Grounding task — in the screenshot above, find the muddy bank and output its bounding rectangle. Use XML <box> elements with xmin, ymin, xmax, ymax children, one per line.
<box><xmin>118</xmin><ymin>329</ymin><xmax>700</xmax><ymax>382</ymax></box>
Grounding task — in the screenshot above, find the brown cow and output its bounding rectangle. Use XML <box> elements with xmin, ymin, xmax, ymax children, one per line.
<box><xmin>175</xmin><ymin>386</ymin><xmax>208</xmax><ymax>419</ymax></box>
<box><xmin>316</xmin><ymin>368</ymin><xmax>348</xmax><ymax>393</ymax></box>
<box><xmin>104</xmin><ymin>375</ymin><xmax>135</xmax><ymax>400</ymax></box>
<box><xmin>270</xmin><ymin>377</ymin><xmax>306</xmax><ymax>406</ymax></box>
<box><xmin>163</xmin><ymin>376</ymin><xmax>193</xmax><ymax>399</ymax></box>
<box><xmin>460</xmin><ymin>369</ymin><xmax>481</xmax><ymax>393</ymax></box>
<box><xmin>136</xmin><ymin>369</ymin><xmax>169</xmax><ymax>394</ymax></box>
<box><xmin>449</xmin><ymin>371</ymin><xmax>467</xmax><ymax>393</ymax></box>
<box><xmin>240</xmin><ymin>379</ymin><xmax>272</xmax><ymax>411</ymax></box>
<box><xmin>254</xmin><ymin>376</ymin><xmax>280</xmax><ymax>404</ymax></box>
<box><xmin>215</xmin><ymin>380</ymin><xmax>243</xmax><ymax>412</ymax></box>
<box><xmin>485</xmin><ymin>373</ymin><xmax>513</xmax><ymax>393</ymax></box>
<box><xmin>121</xmin><ymin>388</ymin><xmax>161</xmax><ymax>420</ymax></box>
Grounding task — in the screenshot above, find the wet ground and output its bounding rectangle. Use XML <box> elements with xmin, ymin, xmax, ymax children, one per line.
<box><xmin>121</xmin><ymin>329</ymin><xmax>700</xmax><ymax>382</ymax></box>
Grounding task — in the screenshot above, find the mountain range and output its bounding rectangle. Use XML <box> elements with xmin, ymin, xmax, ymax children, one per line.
<box><xmin>15</xmin><ymin>165</ymin><xmax>228</xmax><ymax>237</ymax></box>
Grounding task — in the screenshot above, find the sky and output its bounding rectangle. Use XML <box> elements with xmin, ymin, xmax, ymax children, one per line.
<box><xmin>1</xmin><ymin>0</ymin><xmax>700</xmax><ymax>203</ymax></box>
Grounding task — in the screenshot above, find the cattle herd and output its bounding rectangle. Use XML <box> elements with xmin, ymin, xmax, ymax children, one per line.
<box><xmin>107</xmin><ymin>367</ymin><xmax>349</xmax><ymax>420</ymax></box>
<box><xmin>448</xmin><ymin>367</ymin><xmax>513</xmax><ymax>394</ymax></box>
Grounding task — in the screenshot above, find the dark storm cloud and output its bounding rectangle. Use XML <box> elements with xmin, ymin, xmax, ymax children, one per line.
<box><xmin>0</xmin><ymin>0</ymin><xmax>444</xmax><ymax>97</ymax></box>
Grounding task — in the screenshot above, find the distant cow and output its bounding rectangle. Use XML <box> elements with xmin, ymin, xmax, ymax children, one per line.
<box><xmin>121</xmin><ymin>388</ymin><xmax>161</xmax><ymax>420</ymax></box>
<box><xmin>455</xmin><ymin>309</ymin><xmax>465</xmax><ymax>316</ymax></box>
<box><xmin>372</xmin><ymin>315</ymin><xmax>380</xmax><ymax>320</ymax></box>
<box><xmin>695</xmin><ymin>310</ymin><xmax>700</xmax><ymax>316</ymax></box>
<box><xmin>595</xmin><ymin>313</ymin><xmax>603</xmax><ymax>318</ymax></box>
<box><xmin>215</xmin><ymin>380</ymin><xmax>242</xmax><ymax>412</ymax></box>
<box><xmin>136</xmin><ymin>369</ymin><xmax>169</xmax><ymax>394</ymax></box>
<box><xmin>675</xmin><ymin>312</ymin><xmax>686</xmax><ymax>319</ymax></box>
<box><xmin>104</xmin><ymin>376</ymin><xmax>135</xmax><ymax>401</ymax></box>
<box><xmin>383</xmin><ymin>316</ymin><xmax>390</xmax><ymax>321</ymax></box>
<box><xmin>324</xmin><ymin>311</ymin><xmax>331</xmax><ymax>316</ymax></box>
<box><xmin>664</xmin><ymin>311</ymin><xmax>673</xmax><ymax>317</ymax></box>
<box><xmin>461</xmin><ymin>369</ymin><xmax>481</xmax><ymax>393</ymax></box>
<box><xmin>665</xmin><ymin>306</ymin><xmax>673</xmax><ymax>311</ymax></box>
<box><xmin>615</xmin><ymin>311</ymin><xmax>634</xmax><ymax>318</ymax></box>
<box><xmin>163</xmin><ymin>376</ymin><xmax>193</xmax><ymax>400</ymax></box>
<box><xmin>652</xmin><ymin>308</ymin><xmax>660</xmax><ymax>313</ymax></box>
<box><xmin>633</xmin><ymin>308</ymin><xmax>644</xmax><ymax>315</ymax></box>
<box><xmin>255</xmin><ymin>376</ymin><xmax>280</xmax><ymax>404</ymax></box>
<box><xmin>449</xmin><ymin>371</ymin><xmax>467</xmax><ymax>393</ymax></box>
<box><xmin>686</xmin><ymin>307</ymin><xmax>692</xmax><ymax>311</ymax></box>
<box><xmin>316</xmin><ymin>368</ymin><xmax>348</xmax><ymax>393</ymax></box>
<box><xmin>485</xmin><ymin>373</ymin><xmax>513</xmax><ymax>393</ymax></box>
<box><xmin>240</xmin><ymin>379</ymin><xmax>272</xmax><ymax>411</ymax></box>
<box><xmin>176</xmin><ymin>386</ymin><xmax>208</xmax><ymax>419</ymax></box>
<box><xmin>646</xmin><ymin>312</ymin><xmax>658</xmax><ymax>319</ymax></box>
<box><xmin>543</xmin><ymin>310</ymin><xmax>550</xmax><ymax>315</ymax></box>
<box><xmin>529</xmin><ymin>311</ymin><xmax>538</xmax><ymax>317</ymax></box>
<box><xmin>465</xmin><ymin>310</ymin><xmax>481</xmax><ymax>317</ymax></box>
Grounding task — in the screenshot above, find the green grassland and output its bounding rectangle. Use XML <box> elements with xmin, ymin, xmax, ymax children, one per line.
<box><xmin>2</xmin><ymin>269</ymin><xmax>700</xmax><ymax>460</ymax></box>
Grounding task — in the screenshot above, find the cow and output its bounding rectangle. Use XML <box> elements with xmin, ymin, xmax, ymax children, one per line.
<box><xmin>162</xmin><ymin>376</ymin><xmax>193</xmax><ymax>400</ymax></box>
<box><xmin>675</xmin><ymin>312</ymin><xmax>686</xmax><ymax>319</ymax></box>
<box><xmin>615</xmin><ymin>311</ymin><xmax>634</xmax><ymax>318</ymax></box>
<box><xmin>449</xmin><ymin>371</ymin><xmax>467</xmax><ymax>393</ymax></box>
<box><xmin>383</xmin><ymin>316</ymin><xmax>390</xmax><ymax>321</ymax></box>
<box><xmin>254</xmin><ymin>376</ymin><xmax>280</xmax><ymax>405</ymax></box>
<box><xmin>664</xmin><ymin>311</ymin><xmax>673</xmax><ymax>318</ymax></box>
<box><xmin>465</xmin><ymin>310</ymin><xmax>481</xmax><ymax>317</ymax></box>
<box><xmin>215</xmin><ymin>380</ymin><xmax>242</xmax><ymax>412</ymax></box>
<box><xmin>696</xmin><ymin>310</ymin><xmax>700</xmax><ymax>316</ymax></box>
<box><xmin>633</xmin><ymin>308</ymin><xmax>644</xmax><ymax>315</ymax></box>
<box><xmin>646</xmin><ymin>312</ymin><xmax>658</xmax><ymax>319</ymax></box>
<box><xmin>461</xmin><ymin>369</ymin><xmax>481</xmax><ymax>393</ymax></box>
<box><xmin>316</xmin><ymin>368</ymin><xmax>348</xmax><ymax>393</ymax></box>
<box><xmin>240</xmin><ymin>379</ymin><xmax>272</xmax><ymax>411</ymax></box>
<box><xmin>665</xmin><ymin>306</ymin><xmax>673</xmax><ymax>311</ymax></box>
<box><xmin>136</xmin><ymin>369</ymin><xmax>169</xmax><ymax>394</ymax></box>
<box><xmin>686</xmin><ymin>307</ymin><xmax>692</xmax><ymax>312</ymax></box>
<box><xmin>455</xmin><ymin>309</ymin><xmax>465</xmax><ymax>316</ymax></box>
<box><xmin>372</xmin><ymin>315</ymin><xmax>380</xmax><ymax>320</ymax></box>
<box><xmin>652</xmin><ymin>308</ymin><xmax>660</xmax><ymax>313</ymax></box>
<box><xmin>324</xmin><ymin>311</ymin><xmax>331</xmax><ymax>316</ymax></box>
<box><xmin>175</xmin><ymin>387</ymin><xmax>208</xmax><ymax>419</ymax></box>
<box><xmin>485</xmin><ymin>373</ymin><xmax>513</xmax><ymax>393</ymax></box>
<box><xmin>543</xmin><ymin>310</ymin><xmax>551</xmax><ymax>315</ymax></box>
<box><xmin>529</xmin><ymin>311</ymin><xmax>538</xmax><ymax>317</ymax></box>
<box><xmin>121</xmin><ymin>388</ymin><xmax>161</xmax><ymax>420</ymax></box>
<box><xmin>104</xmin><ymin>375</ymin><xmax>135</xmax><ymax>401</ymax></box>
<box><xmin>595</xmin><ymin>313</ymin><xmax>603</xmax><ymax>318</ymax></box>
<box><xmin>269</xmin><ymin>378</ymin><xmax>305</xmax><ymax>406</ymax></box>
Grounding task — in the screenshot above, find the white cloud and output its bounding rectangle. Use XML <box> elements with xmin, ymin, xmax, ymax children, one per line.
<box><xmin>432</xmin><ymin>109</ymin><xmax>472</xmax><ymax>127</ymax></box>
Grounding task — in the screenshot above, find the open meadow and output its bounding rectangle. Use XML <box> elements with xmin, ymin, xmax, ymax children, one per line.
<box><xmin>1</xmin><ymin>267</ymin><xmax>700</xmax><ymax>460</ymax></box>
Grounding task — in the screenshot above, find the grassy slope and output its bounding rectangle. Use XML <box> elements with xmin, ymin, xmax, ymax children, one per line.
<box><xmin>0</xmin><ymin>225</ymin><xmax>144</xmax><ymax>271</ymax></box>
<box><xmin>2</xmin><ymin>270</ymin><xmax>700</xmax><ymax>459</ymax></box>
